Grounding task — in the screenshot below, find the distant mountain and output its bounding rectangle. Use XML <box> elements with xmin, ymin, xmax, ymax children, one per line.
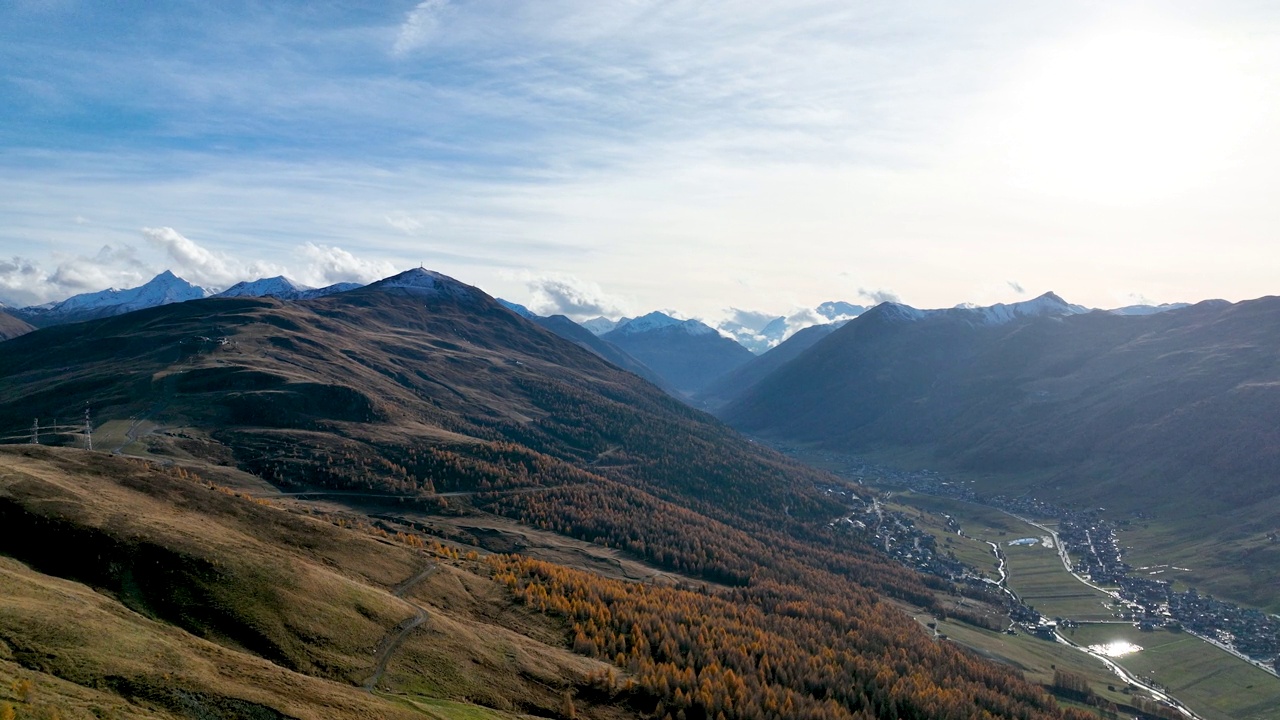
<box><xmin>716</xmin><ymin>313</ymin><xmax>783</xmax><ymax>353</ymax></box>
<box><xmin>722</xmin><ymin>296</ymin><xmax>1280</xmax><ymax>606</ymax></box>
<box><xmin>603</xmin><ymin>311</ymin><xmax>754</xmax><ymax>396</ymax></box>
<box><xmin>697</xmin><ymin>321</ymin><xmax>845</xmax><ymax>410</ymax></box>
<box><xmin>947</xmin><ymin>291</ymin><xmax>1089</xmax><ymax>325</ymax></box>
<box><xmin>490</xmin><ymin>301</ymin><xmax>673</xmax><ymax>391</ymax></box>
<box><xmin>716</xmin><ymin>301</ymin><xmax>868</xmax><ymax>354</ymax></box>
<box><xmin>496</xmin><ymin>298</ymin><xmax>536</xmax><ymax>318</ymax></box>
<box><xmin>0</xmin><ymin>310</ymin><xmax>34</xmax><ymax>341</ymax></box>
<box><xmin>1107</xmin><ymin>302</ymin><xmax>1193</xmax><ymax>316</ymax></box>
<box><xmin>817</xmin><ymin>300</ymin><xmax>867</xmax><ymax>319</ymax></box>
<box><xmin>579</xmin><ymin>316</ymin><xmax>629</xmax><ymax>335</ymax></box>
<box><xmin>530</xmin><ymin>314</ymin><xmax>672</xmax><ymax>391</ymax></box>
<box><xmin>13</xmin><ymin>270</ymin><xmax>213</xmax><ymax>327</ymax></box>
<box><xmin>216</xmin><ymin>275</ymin><xmax>362</xmax><ymax>300</ymax></box>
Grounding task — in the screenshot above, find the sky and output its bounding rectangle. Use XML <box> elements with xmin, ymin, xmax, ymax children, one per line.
<box><xmin>3</xmin><ymin>1</ymin><xmax>1279</xmax><ymax>321</ymax></box>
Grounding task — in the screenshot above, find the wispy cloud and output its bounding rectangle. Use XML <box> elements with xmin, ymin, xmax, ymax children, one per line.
<box><xmin>4</xmin><ymin>3</ymin><xmax>1280</xmax><ymax>316</ymax></box>
<box><xmin>1007</xmin><ymin>280</ymin><xmax>1025</xmax><ymax>294</ymax></box>
<box><xmin>394</xmin><ymin>0</ymin><xmax>449</xmax><ymax>56</ymax></box>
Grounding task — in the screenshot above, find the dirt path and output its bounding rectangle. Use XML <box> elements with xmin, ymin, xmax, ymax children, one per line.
<box><xmin>362</xmin><ymin>563</ymin><xmax>438</xmax><ymax>692</ymax></box>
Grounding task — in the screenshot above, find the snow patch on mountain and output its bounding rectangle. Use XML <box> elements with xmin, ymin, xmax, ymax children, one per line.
<box><xmin>498</xmin><ymin>299</ymin><xmax>536</xmax><ymax>318</ymax></box>
<box><xmin>580</xmin><ymin>316</ymin><xmax>629</xmax><ymax>335</ymax></box>
<box><xmin>217</xmin><ymin>276</ymin><xmax>311</xmax><ymax>298</ymax></box>
<box><xmin>371</xmin><ymin>268</ymin><xmax>475</xmax><ymax>299</ymax></box>
<box><xmin>27</xmin><ymin>270</ymin><xmax>212</xmax><ymax>320</ymax></box>
<box><xmin>871</xmin><ymin>292</ymin><xmax>1089</xmax><ymax>326</ymax></box>
<box><xmin>216</xmin><ymin>276</ymin><xmax>363</xmax><ymax>300</ymax></box>
<box><xmin>1107</xmin><ymin>302</ymin><xmax>1191</xmax><ymax>316</ymax></box>
<box><xmin>612</xmin><ymin>311</ymin><xmax>716</xmax><ymax>337</ymax></box>
<box><xmin>957</xmin><ymin>292</ymin><xmax>1089</xmax><ymax>325</ymax></box>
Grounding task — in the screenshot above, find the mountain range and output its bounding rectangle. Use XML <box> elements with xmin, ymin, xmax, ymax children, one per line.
<box><xmin>719</xmin><ymin>293</ymin><xmax>1280</xmax><ymax>609</ymax></box>
<box><xmin>215</xmin><ymin>275</ymin><xmax>363</xmax><ymax>301</ymax></box>
<box><xmin>0</xmin><ymin>266</ymin><xmax>1097</xmax><ymax>720</ymax></box>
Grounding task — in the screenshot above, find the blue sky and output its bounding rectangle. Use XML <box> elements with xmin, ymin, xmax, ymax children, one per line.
<box><xmin>3</xmin><ymin>1</ymin><xmax>1280</xmax><ymax>319</ymax></box>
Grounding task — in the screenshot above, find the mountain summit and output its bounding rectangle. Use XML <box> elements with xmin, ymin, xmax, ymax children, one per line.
<box><xmin>603</xmin><ymin>311</ymin><xmax>753</xmax><ymax>396</ymax></box>
<box><xmin>13</xmin><ymin>270</ymin><xmax>212</xmax><ymax>327</ymax></box>
<box><xmin>867</xmin><ymin>292</ymin><xmax>1089</xmax><ymax>327</ymax></box>
<box><xmin>367</xmin><ymin>267</ymin><xmax>479</xmax><ymax>300</ymax></box>
<box><xmin>612</xmin><ymin>311</ymin><xmax>718</xmax><ymax>337</ymax></box>
<box><xmin>216</xmin><ymin>275</ymin><xmax>363</xmax><ymax>300</ymax></box>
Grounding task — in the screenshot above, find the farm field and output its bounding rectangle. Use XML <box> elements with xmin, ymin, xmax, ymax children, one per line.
<box><xmin>892</xmin><ymin>492</ymin><xmax>1119</xmax><ymax>621</ymax></box>
<box><xmin>892</xmin><ymin>490</ymin><xmax>1280</xmax><ymax>720</ymax></box>
<box><xmin>1065</xmin><ymin>623</ymin><xmax>1280</xmax><ymax>720</ymax></box>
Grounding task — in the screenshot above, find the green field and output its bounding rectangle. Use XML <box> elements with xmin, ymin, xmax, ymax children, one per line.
<box><xmin>1065</xmin><ymin>624</ymin><xmax>1280</xmax><ymax>720</ymax></box>
<box><xmin>892</xmin><ymin>492</ymin><xmax>1119</xmax><ymax>621</ymax></box>
<box><xmin>892</xmin><ymin>490</ymin><xmax>1280</xmax><ymax>720</ymax></box>
<box><xmin>1119</xmin><ymin>513</ymin><xmax>1280</xmax><ymax>615</ymax></box>
<box><xmin>1003</xmin><ymin>544</ymin><xmax>1118</xmax><ymax>622</ymax></box>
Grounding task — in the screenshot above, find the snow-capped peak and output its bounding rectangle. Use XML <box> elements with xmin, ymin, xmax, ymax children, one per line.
<box><xmin>47</xmin><ymin>270</ymin><xmax>212</xmax><ymax>316</ymax></box>
<box><xmin>963</xmin><ymin>292</ymin><xmax>1089</xmax><ymax>325</ymax></box>
<box><xmin>369</xmin><ymin>267</ymin><xmax>475</xmax><ymax>300</ymax></box>
<box><xmin>872</xmin><ymin>292</ymin><xmax>1088</xmax><ymax>326</ymax></box>
<box><xmin>580</xmin><ymin>316</ymin><xmax>630</xmax><ymax>335</ymax></box>
<box><xmin>216</xmin><ymin>276</ymin><xmax>311</xmax><ymax>299</ymax></box>
<box><xmin>611</xmin><ymin>311</ymin><xmax>717</xmax><ymax>336</ymax></box>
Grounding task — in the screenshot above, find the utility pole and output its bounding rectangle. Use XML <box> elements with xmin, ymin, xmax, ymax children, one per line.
<box><xmin>30</xmin><ymin>418</ymin><xmax>38</xmax><ymax>444</ymax></box>
<box><xmin>83</xmin><ymin>407</ymin><xmax>92</xmax><ymax>451</ymax></box>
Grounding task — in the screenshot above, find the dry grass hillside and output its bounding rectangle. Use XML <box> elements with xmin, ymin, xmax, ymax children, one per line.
<box><xmin>0</xmin><ymin>445</ymin><xmax>630</xmax><ymax>720</ymax></box>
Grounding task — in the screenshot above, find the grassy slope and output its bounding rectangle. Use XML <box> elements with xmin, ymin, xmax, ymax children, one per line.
<box><xmin>0</xmin><ymin>446</ymin><xmax>629</xmax><ymax>720</ymax></box>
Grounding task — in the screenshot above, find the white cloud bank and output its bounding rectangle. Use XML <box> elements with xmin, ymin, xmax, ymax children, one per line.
<box><xmin>0</xmin><ymin>228</ymin><xmax>400</xmax><ymax>307</ymax></box>
<box><xmin>525</xmin><ymin>275</ymin><xmax>626</xmax><ymax>319</ymax></box>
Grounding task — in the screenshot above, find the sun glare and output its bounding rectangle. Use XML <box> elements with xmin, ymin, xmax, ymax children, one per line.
<box><xmin>1087</xmin><ymin>641</ymin><xmax>1143</xmax><ymax>658</ymax></box>
<box><xmin>995</xmin><ymin>24</ymin><xmax>1264</xmax><ymax>203</ymax></box>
